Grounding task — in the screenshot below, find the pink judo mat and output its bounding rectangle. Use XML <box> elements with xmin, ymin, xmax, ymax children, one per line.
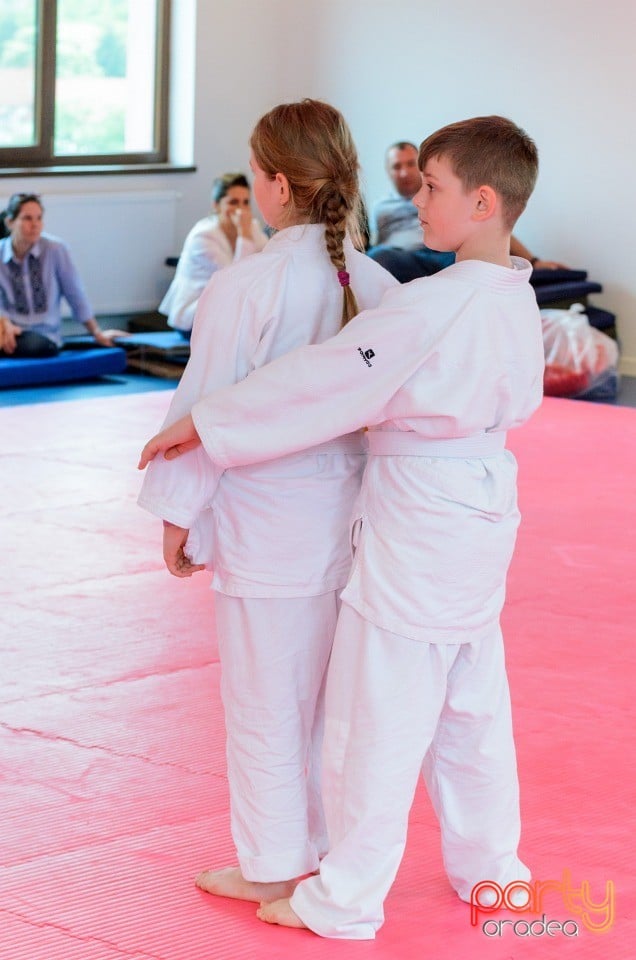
<box><xmin>1</xmin><ymin>391</ymin><xmax>634</xmax><ymax>959</ymax></box>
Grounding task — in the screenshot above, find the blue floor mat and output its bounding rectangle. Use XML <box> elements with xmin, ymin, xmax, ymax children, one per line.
<box><xmin>0</xmin><ymin>371</ymin><xmax>175</xmax><ymax>407</ymax></box>
<box><xmin>0</xmin><ymin>344</ymin><xmax>127</xmax><ymax>389</ymax></box>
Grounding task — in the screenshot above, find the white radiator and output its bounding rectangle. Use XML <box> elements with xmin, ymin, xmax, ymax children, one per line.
<box><xmin>43</xmin><ymin>190</ymin><xmax>180</xmax><ymax>315</ymax></box>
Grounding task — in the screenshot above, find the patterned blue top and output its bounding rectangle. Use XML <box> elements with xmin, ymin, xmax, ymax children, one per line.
<box><xmin>0</xmin><ymin>233</ymin><xmax>93</xmax><ymax>346</ymax></box>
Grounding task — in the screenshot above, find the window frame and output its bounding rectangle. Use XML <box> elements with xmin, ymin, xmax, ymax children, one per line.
<box><xmin>0</xmin><ymin>0</ymin><xmax>171</xmax><ymax>171</ymax></box>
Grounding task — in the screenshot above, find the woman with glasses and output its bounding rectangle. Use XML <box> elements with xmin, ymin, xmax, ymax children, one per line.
<box><xmin>0</xmin><ymin>193</ymin><xmax>120</xmax><ymax>358</ymax></box>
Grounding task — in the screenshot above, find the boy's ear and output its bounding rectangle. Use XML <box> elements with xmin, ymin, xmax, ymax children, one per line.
<box><xmin>275</xmin><ymin>172</ymin><xmax>291</xmax><ymax>207</ymax></box>
<box><xmin>472</xmin><ymin>185</ymin><xmax>498</xmax><ymax>221</ymax></box>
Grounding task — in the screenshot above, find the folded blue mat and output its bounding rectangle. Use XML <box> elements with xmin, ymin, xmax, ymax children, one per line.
<box><xmin>534</xmin><ymin>280</ymin><xmax>603</xmax><ymax>305</ymax></box>
<box><xmin>0</xmin><ymin>344</ymin><xmax>127</xmax><ymax>389</ymax></box>
<box><xmin>114</xmin><ymin>331</ymin><xmax>190</xmax><ymax>354</ymax></box>
<box><xmin>584</xmin><ymin>306</ymin><xmax>616</xmax><ymax>333</ymax></box>
<box><xmin>530</xmin><ymin>268</ymin><xmax>589</xmax><ymax>287</ymax></box>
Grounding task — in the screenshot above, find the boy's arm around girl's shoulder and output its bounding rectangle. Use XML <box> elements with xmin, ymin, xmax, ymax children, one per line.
<box><xmin>190</xmin><ymin>279</ymin><xmax>466</xmax><ymax>472</ymax></box>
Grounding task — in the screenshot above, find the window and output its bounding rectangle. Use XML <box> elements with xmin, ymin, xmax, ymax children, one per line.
<box><xmin>0</xmin><ymin>0</ymin><xmax>170</xmax><ymax>170</ymax></box>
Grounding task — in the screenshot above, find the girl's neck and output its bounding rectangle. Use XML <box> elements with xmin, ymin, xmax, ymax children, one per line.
<box><xmin>272</xmin><ymin>215</ymin><xmax>310</xmax><ymax>231</ymax></box>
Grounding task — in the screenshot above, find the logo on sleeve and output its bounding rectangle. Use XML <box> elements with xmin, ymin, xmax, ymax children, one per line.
<box><xmin>358</xmin><ymin>347</ymin><xmax>375</xmax><ymax>367</ymax></box>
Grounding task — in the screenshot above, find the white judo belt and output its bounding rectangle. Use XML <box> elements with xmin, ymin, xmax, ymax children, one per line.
<box><xmin>311</xmin><ymin>431</ymin><xmax>367</xmax><ymax>455</ymax></box>
<box><xmin>367</xmin><ymin>430</ymin><xmax>507</xmax><ymax>458</ymax></box>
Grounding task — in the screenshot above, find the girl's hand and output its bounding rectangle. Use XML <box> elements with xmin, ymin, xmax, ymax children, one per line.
<box><xmin>162</xmin><ymin>521</ymin><xmax>205</xmax><ymax>577</ymax></box>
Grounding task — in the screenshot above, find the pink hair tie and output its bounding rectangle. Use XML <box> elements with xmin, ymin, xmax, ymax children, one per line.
<box><xmin>337</xmin><ymin>270</ymin><xmax>350</xmax><ymax>287</ymax></box>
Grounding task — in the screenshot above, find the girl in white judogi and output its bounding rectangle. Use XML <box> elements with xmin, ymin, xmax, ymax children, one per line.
<box><xmin>139</xmin><ymin>116</ymin><xmax>545</xmax><ymax>938</ymax></box>
<box><xmin>138</xmin><ymin>100</ymin><xmax>397</xmax><ymax>903</ymax></box>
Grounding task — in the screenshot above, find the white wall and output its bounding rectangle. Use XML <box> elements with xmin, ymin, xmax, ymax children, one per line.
<box><xmin>3</xmin><ymin>0</ymin><xmax>635</xmax><ymax>370</ymax></box>
<box><xmin>306</xmin><ymin>0</ymin><xmax>636</xmax><ymax>372</ymax></box>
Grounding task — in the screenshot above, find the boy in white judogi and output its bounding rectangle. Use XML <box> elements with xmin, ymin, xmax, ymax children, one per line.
<box><xmin>139</xmin><ymin>115</ymin><xmax>545</xmax><ymax>939</ymax></box>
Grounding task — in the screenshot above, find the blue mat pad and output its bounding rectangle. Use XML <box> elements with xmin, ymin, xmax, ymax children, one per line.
<box><xmin>530</xmin><ymin>268</ymin><xmax>589</xmax><ymax>287</ymax></box>
<box><xmin>534</xmin><ymin>279</ymin><xmax>603</xmax><ymax>306</ymax></box>
<box><xmin>584</xmin><ymin>306</ymin><xmax>616</xmax><ymax>333</ymax></box>
<box><xmin>114</xmin><ymin>331</ymin><xmax>190</xmax><ymax>354</ymax></box>
<box><xmin>0</xmin><ymin>344</ymin><xmax>127</xmax><ymax>389</ymax></box>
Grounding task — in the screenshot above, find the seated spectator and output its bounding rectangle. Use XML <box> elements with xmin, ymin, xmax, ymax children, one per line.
<box><xmin>159</xmin><ymin>173</ymin><xmax>268</xmax><ymax>337</ymax></box>
<box><xmin>0</xmin><ymin>193</ymin><xmax>122</xmax><ymax>358</ymax></box>
<box><xmin>367</xmin><ymin>141</ymin><xmax>567</xmax><ymax>282</ymax></box>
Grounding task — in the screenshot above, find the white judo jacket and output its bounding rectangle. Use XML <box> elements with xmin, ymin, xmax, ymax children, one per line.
<box><xmin>139</xmin><ymin>223</ymin><xmax>398</xmax><ymax>597</ymax></box>
<box><xmin>188</xmin><ymin>258</ymin><xmax>545</xmax><ymax>641</ymax></box>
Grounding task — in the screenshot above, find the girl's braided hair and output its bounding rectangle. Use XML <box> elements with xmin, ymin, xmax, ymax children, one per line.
<box><xmin>250</xmin><ymin>99</ymin><xmax>363</xmax><ymax>326</ymax></box>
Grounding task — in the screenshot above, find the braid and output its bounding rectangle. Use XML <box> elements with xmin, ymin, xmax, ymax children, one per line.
<box><xmin>324</xmin><ymin>192</ymin><xmax>360</xmax><ymax>327</ymax></box>
<box><xmin>324</xmin><ymin>194</ymin><xmax>347</xmax><ymax>270</ymax></box>
<box><xmin>250</xmin><ymin>99</ymin><xmax>364</xmax><ymax>327</ymax></box>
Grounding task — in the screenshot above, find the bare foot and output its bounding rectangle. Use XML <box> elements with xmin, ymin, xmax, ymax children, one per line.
<box><xmin>257</xmin><ymin>897</ymin><xmax>307</xmax><ymax>929</ymax></box>
<box><xmin>194</xmin><ymin>866</ymin><xmax>297</xmax><ymax>903</ymax></box>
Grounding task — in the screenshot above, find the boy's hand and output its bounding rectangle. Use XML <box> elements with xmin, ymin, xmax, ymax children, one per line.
<box><xmin>162</xmin><ymin>521</ymin><xmax>206</xmax><ymax>578</ymax></box>
<box><xmin>138</xmin><ymin>414</ymin><xmax>201</xmax><ymax>469</ymax></box>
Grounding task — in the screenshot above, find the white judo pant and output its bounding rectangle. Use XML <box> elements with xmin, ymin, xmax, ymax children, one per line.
<box><xmin>291</xmin><ymin>604</ymin><xmax>530</xmax><ymax>939</ymax></box>
<box><xmin>213</xmin><ymin>591</ymin><xmax>339</xmax><ymax>882</ymax></box>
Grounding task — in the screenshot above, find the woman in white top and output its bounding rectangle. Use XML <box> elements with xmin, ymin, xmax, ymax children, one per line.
<box><xmin>159</xmin><ymin>173</ymin><xmax>268</xmax><ymax>336</ymax></box>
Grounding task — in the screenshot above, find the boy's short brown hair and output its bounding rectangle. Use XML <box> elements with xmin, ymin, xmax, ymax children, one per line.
<box><xmin>418</xmin><ymin>116</ymin><xmax>538</xmax><ymax>229</ymax></box>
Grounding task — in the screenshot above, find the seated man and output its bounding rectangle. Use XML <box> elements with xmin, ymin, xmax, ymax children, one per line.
<box><xmin>367</xmin><ymin>141</ymin><xmax>566</xmax><ymax>282</ymax></box>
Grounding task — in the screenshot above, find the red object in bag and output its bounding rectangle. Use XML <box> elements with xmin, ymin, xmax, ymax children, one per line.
<box><xmin>543</xmin><ymin>364</ymin><xmax>590</xmax><ymax>397</ymax></box>
<box><xmin>541</xmin><ymin>305</ymin><xmax>619</xmax><ymax>398</ymax></box>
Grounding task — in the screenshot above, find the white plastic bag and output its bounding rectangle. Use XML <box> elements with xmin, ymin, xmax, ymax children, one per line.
<box><xmin>540</xmin><ymin>304</ymin><xmax>619</xmax><ymax>400</ymax></box>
